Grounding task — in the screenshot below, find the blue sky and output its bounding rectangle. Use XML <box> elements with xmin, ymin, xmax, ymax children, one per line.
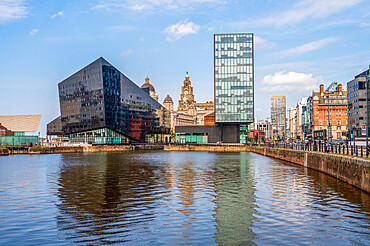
<box><xmin>0</xmin><ymin>0</ymin><xmax>369</xmax><ymax>136</ymax></box>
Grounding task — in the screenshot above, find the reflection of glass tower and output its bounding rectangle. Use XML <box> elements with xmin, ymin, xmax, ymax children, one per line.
<box><xmin>214</xmin><ymin>34</ymin><xmax>254</xmax><ymax>124</ymax></box>
<box><xmin>213</xmin><ymin>152</ymin><xmax>257</xmax><ymax>244</ymax></box>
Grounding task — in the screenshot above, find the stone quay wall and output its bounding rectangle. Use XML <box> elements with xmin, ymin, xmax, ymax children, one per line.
<box><xmin>10</xmin><ymin>144</ymin><xmax>165</xmax><ymax>155</ymax></box>
<box><xmin>164</xmin><ymin>145</ymin><xmax>370</xmax><ymax>193</ymax></box>
<box><xmin>83</xmin><ymin>144</ymin><xmax>164</xmax><ymax>152</ymax></box>
<box><xmin>0</xmin><ymin>147</ymin><xmax>9</xmax><ymax>156</ymax></box>
<box><xmin>28</xmin><ymin>146</ymin><xmax>84</xmax><ymax>154</ymax></box>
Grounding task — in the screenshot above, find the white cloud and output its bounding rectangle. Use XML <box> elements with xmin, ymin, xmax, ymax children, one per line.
<box><xmin>360</xmin><ymin>22</ymin><xmax>370</xmax><ymax>27</ymax></box>
<box><xmin>120</xmin><ymin>49</ymin><xmax>133</xmax><ymax>56</ymax></box>
<box><xmin>92</xmin><ymin>0</ymin><xmax>223</xmax><ymax>12</ymax></box>
<box><xmin>29</xmin><ymin>29</ymin><xmax>38</xmax><ymax>35</ymax></box>
<box><xmin>130</xmin><ymin>4</ymin><xmax>147</xmax><ymax>11</ymax></box>
<box><xmin>258</xmin><ymin>0</ymin><xmax>363</xmax><ymax>27</ymax></box>
<box><xmin>0</xmin><ymin>0</ymin><xmax>27</xmax><ymax>23</ymax></box>
<box><xmin>279</xmin><ymin>37</ymin><xmax>336</xmax><ymax>57</ymax></box>
<box><xmin>254</xmin><ymin>36</ymin><xmax>276</xmax><ymax>50</ymax></box>
<box><xmin>51</xmin><ymin>11</ymin><xmax>64</xmax><ymax>19</ymax></box>
<box><xmin>164</xmin><ymin>19</ymin><xmax>200</xmax><ymax>41</ymax></box>
<box><xmin>261</xmin><ymin>71</ymin><xmax>320</xmax><ymax>92</ymax></box>
<box><xmin>108</xmin><ymin>25</ymin><xmax>136</xmax><ymax>32</ymax></box>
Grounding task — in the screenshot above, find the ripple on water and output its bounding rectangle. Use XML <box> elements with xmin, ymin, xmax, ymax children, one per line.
<box><xmin>0</xmin><ymin>151</ymin><xmax>369</xmax><ymax>245</ymax></box>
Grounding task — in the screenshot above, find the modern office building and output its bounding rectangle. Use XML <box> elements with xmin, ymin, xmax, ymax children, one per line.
<box><xmin>271</xmin><ymin>96</ymin><xmax>286</xmax><ymax>140</ymax></box>
<box><xmin>47</xmin><ymin>116</ymin><xmax>63</xmax><ymax>136</ymax></box>
<box><xmin>214</xmin><ymin>33</ymin><xmax>254</xmax><ymax>142</ymax></box>
<box><xmin>52</xmin><ymin>57</ymin><xmax>169</xmax><ymax>144</ymax></box>
<box><xmin>347</xmin><ymin>69</ymin><xmax>369</xmax><ymax>137</ymax></box>
<box><xmin>175</xmin><ymin>33</ymin><xmax>254</xmax><ymax>144</ymax></box>
<box><xmin>214</xmin><ymin>33</ymin><xmax>254</xmax><ymax>123</ymax></box>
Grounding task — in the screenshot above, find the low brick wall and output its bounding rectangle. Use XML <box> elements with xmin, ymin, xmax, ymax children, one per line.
<box><xmin>164</xmin><ymin>145</ymin><xmax>370</xmax><ymax>193</ymax></box>
<box><xmin>164</xmin><ymin>145</ymin><xmax>249</xmax><ymax>152</ymax></box>
<box><xmin>0</xmin><ymin>147</ymin><xmax>9</xmax><ymax>156</ymax></box>
<box><xmin>28</xmin><ymin>146</ymin><xmax>83</xmax><ymax>154</ymax></box>
<box><xmin>4</xmin><ymin>144</ymin><xmax>165</xmax><ymax>155</ymax></box>
<box><xmin>83</xmin><ymin>145</ymin><xmax>132</xmax><ymax>152</ymax></box>
<box><xmin>84</xmin><ymin>144</ymin><xmax>164</xmax><ymax>152</ymax></box>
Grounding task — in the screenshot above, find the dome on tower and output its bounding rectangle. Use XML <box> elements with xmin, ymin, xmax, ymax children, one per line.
<box><xmin>141</xmin><ymin>76</ymin><xmax>155</xmax><ymax>92</ymax></box>
<box><xmin>164</xmin><ymin>94</ymin><xmax>173</xmax><ymax>103</ymax></box>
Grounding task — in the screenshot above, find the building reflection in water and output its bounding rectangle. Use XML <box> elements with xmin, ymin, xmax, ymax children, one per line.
<box><xmin>56</xmin><ymin>152</ymin><xmax>167</xmax><ymax>244</ymax></box>
<box><xmin>213</xmin><ymin>152</ymin><xmax>258</xmax><ymax>245</ymax></box>
<box><xmin>162</xmin><ymin>151</ymin><xmax>218</xmax><ymax>244</ymax></box>
<box><xmin>53</xmin><ymin>151</ymin><xmax>369</xmax><ymax>245</ymax></box>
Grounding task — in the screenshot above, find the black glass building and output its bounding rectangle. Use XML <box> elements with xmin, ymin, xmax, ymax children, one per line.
<box><xmin>214</xmin><ymin>33</ymin><xmax>254</xmax><ymax>124</ymax></box>
<box><xmin>57</xmin><ymin>57</ymin><xmax>167</xmax><ymax>144</ymax></box>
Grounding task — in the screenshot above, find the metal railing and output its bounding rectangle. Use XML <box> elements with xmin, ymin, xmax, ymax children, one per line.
<box><xmin>259</xmin><ymin>142</ymin><xmax>369</xmax><ymax>158</ymax></box>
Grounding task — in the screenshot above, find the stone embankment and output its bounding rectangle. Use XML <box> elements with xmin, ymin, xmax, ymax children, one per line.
<box><xmin>164</xmin><ymin>145</ymin><xmax>370</xmax><ymax>193</ymax></box>
<box><xmin>1</xmin><ymin>144</ymin><xmax>165</xmax><ymax>155</ymax></box>
<box><xmin>83</xmin><ymin>144</ymin><xmax>164</xmax><ymax>152</ymax></box>
<box><xmin>0</xmin><ymin>147</ymin><xmax>9</xmax><ymax>156</ymax></box>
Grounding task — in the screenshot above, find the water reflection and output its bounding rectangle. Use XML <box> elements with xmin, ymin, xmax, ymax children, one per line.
<box><xmin>1</xmin><ymin>151</ymin><xmax>368</xmax><ymax>245</ymax></box>
<box><xmin>56</xmin><ymin>152</ymin><xmax>165</xmax><ymax>244</ymax></box>
<box><xmin>213</xmin><ymin>152</ymin><xmax>258</xmax><ymax>245</ymax></box>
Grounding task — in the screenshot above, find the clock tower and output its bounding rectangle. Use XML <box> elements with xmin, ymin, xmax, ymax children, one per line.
<box><xmin>178</xmin><ymin>72</ymin><xmax>196</xmax><ymax>111</ymax></box>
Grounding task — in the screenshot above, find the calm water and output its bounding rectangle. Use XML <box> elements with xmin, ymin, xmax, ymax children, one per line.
<box><xmin>0</xmin><ymin>151</ymin><xmax>369</xmax><ymax>245</ymax></box>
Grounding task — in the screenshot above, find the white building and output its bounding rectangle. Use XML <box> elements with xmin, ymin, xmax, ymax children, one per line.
<box><xmin>257</xmin><ymin>119</ymin><xmax>272</xmax><ymax>140</ymax></box>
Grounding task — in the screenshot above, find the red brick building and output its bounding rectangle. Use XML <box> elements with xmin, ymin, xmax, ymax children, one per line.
<box><xmin>312</xmin><ymin>83</ymin><xmax>348</xmax><ymax>140</ymax></box>
<box><xmin>248</xmin><ymin>130</ymin><xmax>265</xmax><ymax>140</ymax></box>
<box><xmin>204</xmin><ymin>112</ymin><xmax>215</xmax><ymax>126</ymax></box>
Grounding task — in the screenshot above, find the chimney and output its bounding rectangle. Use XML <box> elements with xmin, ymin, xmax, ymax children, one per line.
<box><xmin>320</xmin><ymin>84</ymin><xmax>324</xmax><ymax>93</ymax></box>
<box><xmin>338</xmin><ymin>84</ymin><xmax>342</xmax><ymax>92</ymax></box>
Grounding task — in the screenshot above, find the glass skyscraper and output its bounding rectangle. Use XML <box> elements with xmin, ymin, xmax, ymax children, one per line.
<box><xmin>214</xmin><ymin>33</ymin><xmax>254</xmax><ymax>124</ymax></box>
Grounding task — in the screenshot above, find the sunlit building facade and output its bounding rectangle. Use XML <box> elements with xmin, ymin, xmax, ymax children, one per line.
<box><xmin>214</xmin><ymin>33</ymin><xmax>254</xmax><ymax>124</ymax></box>
<box><xmin>271</xmin><ymin>96</ymin><xmax>286</xmax><ymax>140</ymax></box>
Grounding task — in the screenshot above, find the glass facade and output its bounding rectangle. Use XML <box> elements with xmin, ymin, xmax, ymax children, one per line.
<box><xmin>68</xmin><ymin>127</ymin><xmax>129</xmax><ymax>145</ymax></box>
<box><xmin>58</xmin><ymin>57</ymin><xmax>168</xmax><ymax>143</ymax></box>
<box><xmin>0</xmin><ymin>136</ymin><xmax>39</xmax><ymax>146</ymax></box>
<box><xmin>175</xmin><ymin>133</ymin><xmax>208</xmax><ymax>144</ymax></box>
<box><xmin>239</xmin><ymin>125</ymin><xmax>248</xmax><ymax>144</ymax></box>
<box><xmin>214</xmin><ymin>33</ymin><xmax>254</xmax><ymax>124</ymax></box>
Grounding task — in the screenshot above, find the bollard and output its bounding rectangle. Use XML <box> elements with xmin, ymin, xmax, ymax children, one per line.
<box><xmin>361</xmin><ymin>146</ymin><xmax>363</xmax><ymax>157</ymax></box>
